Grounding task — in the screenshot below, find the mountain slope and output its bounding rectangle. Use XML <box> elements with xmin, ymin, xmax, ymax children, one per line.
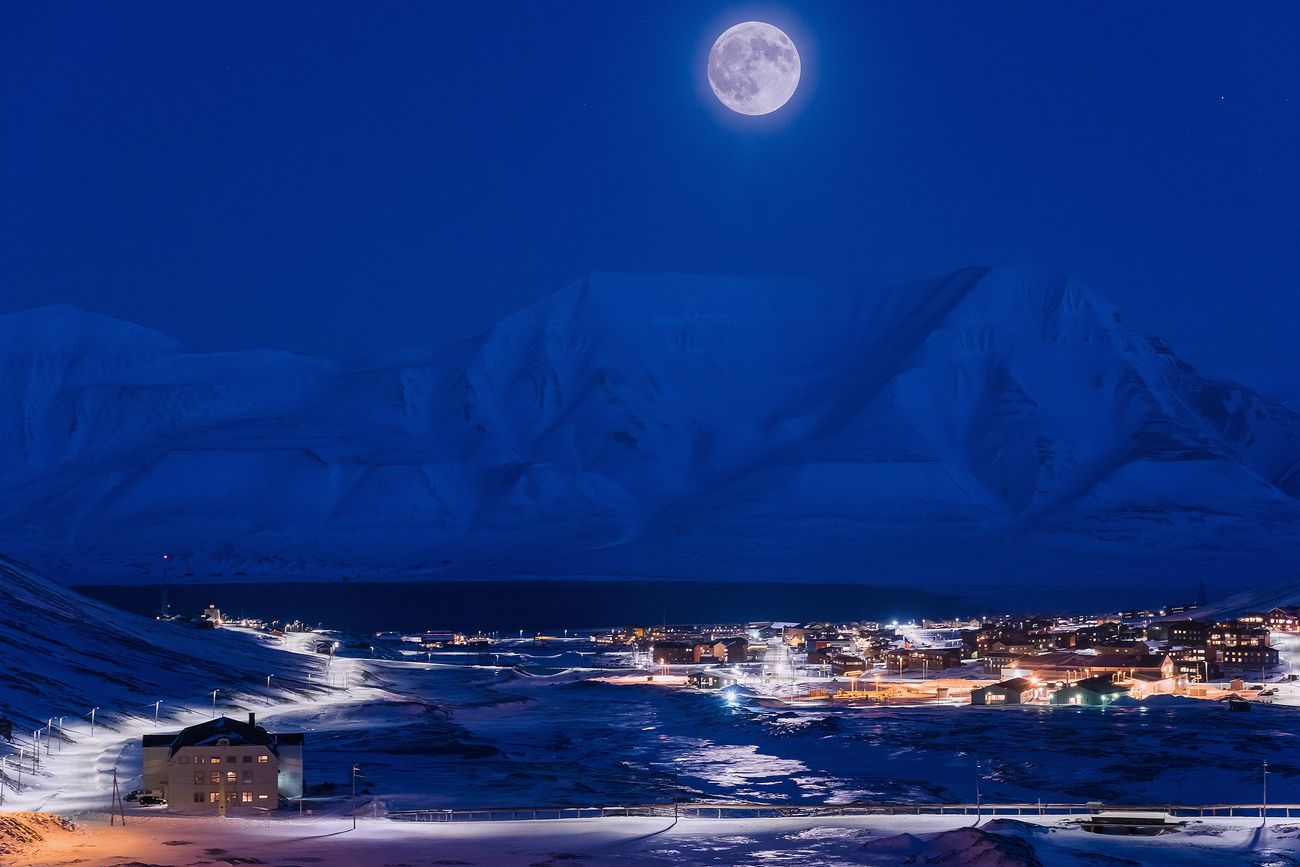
<box><xmin>2</xmin><ymin>267</ymin><xmax>1298</xmax><ymax>595</ymax></box>
<box><xmin>0</xmin><ymin>555</ymin><xmax>317</xmax><ymax>735</ymax></box>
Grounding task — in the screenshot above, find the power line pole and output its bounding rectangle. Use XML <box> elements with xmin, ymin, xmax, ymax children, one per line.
<box><xmin>110</xmin><ymin>766</ymin><xmax>126</xmax><ymax>826</ymax></box>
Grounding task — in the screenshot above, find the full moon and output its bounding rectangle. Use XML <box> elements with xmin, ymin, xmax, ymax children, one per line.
<box><xmin>707</xmin><ymin>22</ymin><xmax>801</xmax><ymax>116</ymax></box>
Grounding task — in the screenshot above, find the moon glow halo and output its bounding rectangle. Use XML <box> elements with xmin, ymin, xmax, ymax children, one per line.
<box><xmin>707</xmin><ymin>22</ymin><xmax>801</xmax><ymax>116</ymax></box>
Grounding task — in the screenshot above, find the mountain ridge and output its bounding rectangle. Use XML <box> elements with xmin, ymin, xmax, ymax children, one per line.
<box><xmin>3</xmin><ymin>266</ymin><xmax>1298</xmax><ymax>597</ymax></box>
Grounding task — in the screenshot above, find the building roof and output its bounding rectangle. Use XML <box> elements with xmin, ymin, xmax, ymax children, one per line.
<box><xmin>1064</xmin><ymin>675</ymin><xmax>1129</xmax><ymax>696</ymax></box>
<box><xmin>1012</xmin><ymin>651</ymin><xmax>1168</xmax><ymax>671</ymax></box>
<box><xmin>166</xmin><ymin>716</ymin><xmax>276</xmax><ymax>758</ymax></box>
<box><xmin>996</xmin><ymin>677</ymin><xmax>1037</xmax><ymax>691</ymax></box>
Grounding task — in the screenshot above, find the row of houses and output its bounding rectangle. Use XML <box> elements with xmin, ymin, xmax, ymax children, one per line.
<box><xmin>649</xmin><ymin>636</ymin><xmax>756</xmax><ymax>665</ymax></box>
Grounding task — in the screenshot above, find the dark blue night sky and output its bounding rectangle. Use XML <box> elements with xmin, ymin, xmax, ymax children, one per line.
<box><xmin>3</xmin><ymin>2</ymin><xmax>1297</xmax><ymax>388</ymax></box>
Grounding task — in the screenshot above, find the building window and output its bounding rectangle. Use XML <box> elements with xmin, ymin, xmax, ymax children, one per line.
<box><xmin>241</xmin><ymin>791</ymin><xmax>253</xmax><ymax>803</ymax></box>
<box><xmin>210</xmin><ymin>771</ymin><xmax>221</xmax><ymax>785</ymax></box>
<box><xmin>226</xmin><ymin>791</ymin><xmax>237</xmax><ymax>803</ymax></box>
<box><xmin>194</xmin><ymin>772</ymin><xmax>205</xmax><ymax>785</ymax></box>
<box><xmin>226</xmin><ymin>771</ymin><xmax>237</xmax><ymax>783</ymax></box>
<box><xmin>243</xmin><ymin>771</ymin><xmax>253</xmax><ymax>784</ymax></box>
<box><xmin>194</xmin><ymin>792</ymin><xmax>205</xmax><ymax>803</ymax></box>
<box><xmin>227</xmin><ymin>755</ymin><xmax>236</xmax><ymax>763</ymax></box>
<box><xmin>179</xmin><ymin>756</ymin><xmax>190</xmax><ymax>764</ymax></box>
<box><xmin>257</xmin><ymin>755</ymin><xmax>269</xmax><ymax>763</ymax></box>
<box><xmin>209</xmin><ymin>792</ymin><xmax>221</xmax><ymax>803</ymax></box>
<box><xmin>210</xmin><ymin>757</ymin><xmax>221</xmax><ymax>764</ymax></box>
<box><xmin>243</xmin><ymin>755</ymin><xmax>252</xmax><ymax>763</ymax></box>
<box><xmin>258</xmin><ymin>793</ymin><xmax>269</xmax><ymax>800</ymax></box>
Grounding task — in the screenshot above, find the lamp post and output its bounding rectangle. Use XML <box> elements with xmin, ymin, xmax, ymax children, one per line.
<box><xmin>1263</xmin><ymin>761</ymin><xmax>1269</xmax><ymax>827</ymax></box>
<box><xmin>210</xmin><ymin>689</ymin><xmax>219</xmax><ymax>718</ymax></box>
<box><xmin>89</xmin><ymin>707</ymin><xmax>100</xmax><ymax>738</ymax></box>
<box><xmin>45</xmin><ymin>719</ymin><xmax>52</xmax><ymax>756</ymax></box>
<box><xmin>267</xmin><ymin>674</ymin><xmax>275</xmax><ymax>705</ymax></box>
<box><xmin>161</xmin><ymin>552</ymin><xmax>170</xmax><ymax>618</ymax></box>
<box><xmin>153</xmin><ymin>700</ymin><xmax>162</xmax><ymax>727</ymax></box>
<box><xmin>57</xmin><ymin>717</ymin><xmax>64</xmax><ymax>752</ymax></box>
<box><xmin>351</xmin><ymin>764</ymin><xmax>361</xmax><ymax>830</ymax></box>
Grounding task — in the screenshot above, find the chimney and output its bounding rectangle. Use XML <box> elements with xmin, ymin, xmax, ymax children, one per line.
<box><xmin>248</xmin><ymin>712</ymin><xmax>256</xmax><ymax>727</ymax></box>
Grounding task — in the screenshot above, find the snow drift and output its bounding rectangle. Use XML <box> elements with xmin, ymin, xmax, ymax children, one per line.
<box><xmin>2</xmin><ymin>267</ymin><xmax>1299</xmax><ymax>595</ymax></box>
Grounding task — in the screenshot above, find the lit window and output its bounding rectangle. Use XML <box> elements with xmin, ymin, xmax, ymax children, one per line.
<box><xmin>226</xmin><ymin>791</ymin><xmax>237</xmax><ymax>803</ymax></box>
<box><xmin>241</xmin><ymin>791</ymin><xmax>253</xmax><ymax>803</ymax></box>
<box><xmin>209</xmin><ymin>792</ymin><xmax>221</xmax><ymax>803</ymax></box>
<box><xmin>226</xmin><ymin>771</ymin><xmax>237</xmax><ymax>783</ymax></box>
<box><xmin>257</xmin><ymin>755</ymin><xmax>268</xmax><ymax>763</ymax></box>
<box><xmin>210</xmin><ymin>757</ymin><xmax>221</xmax><ymax>764</ymax></box>
<box><xmin>210</xmin><ymin>772</ymin><xmax>221</xmax><ymax>785</ymax></box>
<box><xmin>258</xmin><ymin>793</ymin><xmax>269</xmax><ymax>800</ymax></box>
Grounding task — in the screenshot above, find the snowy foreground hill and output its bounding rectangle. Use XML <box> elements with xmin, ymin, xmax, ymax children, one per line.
<box><xmin>2</xmin><ymin>267</ymin><xmax>1299</xmax><ymax>595</ymax></box>
<box><xmin>0</xmin><ymin>554</ymin><xmax>317</xmax><ymax>734</ymax></box>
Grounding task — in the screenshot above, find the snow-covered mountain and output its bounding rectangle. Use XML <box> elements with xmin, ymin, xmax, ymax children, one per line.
<box><xmin>3</xmin><ymin>267</ymin><xmax>1299</xmax><ymax>595</ymax></box>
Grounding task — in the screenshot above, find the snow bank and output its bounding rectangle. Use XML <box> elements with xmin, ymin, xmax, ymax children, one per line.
<box><xmin>0</xmin><ymin>813</ymin><xmax>78</xmax><ymax>860</ymax></box>
<box><xmin>860</xmin><ymin>826</ymin><xmax>1042</xmax><ymax>866</ymax></box>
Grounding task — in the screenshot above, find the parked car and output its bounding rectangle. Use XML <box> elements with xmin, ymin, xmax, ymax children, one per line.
<box><xmin>137</xmin><ymin>795</ymin><xmax>166</xmax><ymax>806</ymax></box>
<box><xmin>124</xmin><ymin>789</ymin><xmax>142</xmax><ymax>802</ymax></box>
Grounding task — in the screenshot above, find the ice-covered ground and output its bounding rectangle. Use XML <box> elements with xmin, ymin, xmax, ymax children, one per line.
<box><xmin>15</xmin><ymin>811</ymin><xmax>1300</xmax><ymax>866</ymax></box>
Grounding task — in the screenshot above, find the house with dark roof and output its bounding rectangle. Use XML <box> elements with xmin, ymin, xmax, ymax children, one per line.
<box><xmin>1049</xmin><ymin>675</ymin><xmax>1130</xmax><ymax>707</ymax></box>
<box><xmin>141</xmin><ymin>713</ymin><xmax>303</xmax><ymax>813</ymax></box>
<box><xmin>970</xmin><ymin>677</ymin><xmax>1041</xmax><ymax>706</ymax></box>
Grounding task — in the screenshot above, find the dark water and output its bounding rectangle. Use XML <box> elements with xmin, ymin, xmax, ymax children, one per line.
<box><xmin>74</xmin><ymin>580</ymin><xmax>965</xmax><ymax>633</ymax></box>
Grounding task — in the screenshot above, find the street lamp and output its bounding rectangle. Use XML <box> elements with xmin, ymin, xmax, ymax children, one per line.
<box><xmin>351</xmin><ymin>764</ymin><xmax>362</xmax><ymax>830</ymax></box>
<box><xmin>210</xmin><ymin>689</ymin><xmax>219</xmax><ymax>718</ymax></box>
<box><xmin>1263</xmin><ymin>761</ymin><xmax>1269</xmax><ymax>827</ymax></box>
<box><xmin>89</xmin><ymin>707</ymin><xmax>100</xmax><ymax>738</ymax></box>
<box><xmin>152</xmin><ymin>700</ymin><xmax>162</xmax><ymax>727</ymax></box>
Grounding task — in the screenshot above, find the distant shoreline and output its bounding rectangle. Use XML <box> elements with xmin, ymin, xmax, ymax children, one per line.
<box><xmin>75</xmin><ymin>579</ymin><xmax>970</xmax><ymax>634</ymax></box>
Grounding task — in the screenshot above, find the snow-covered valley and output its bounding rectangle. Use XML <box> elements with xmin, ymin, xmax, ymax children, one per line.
<box><xmin>5</xmin><ymin>561</ymin><xmax>1300</xmax><ymax>864</ymax></box>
